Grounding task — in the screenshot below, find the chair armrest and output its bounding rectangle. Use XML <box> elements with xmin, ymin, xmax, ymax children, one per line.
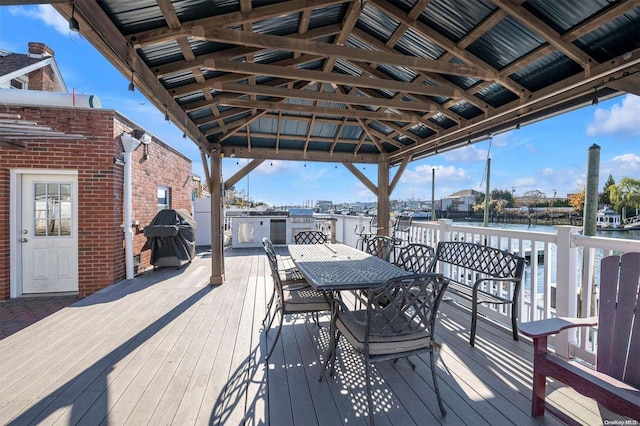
<box><xmin>519</xmin><ymin>316</ymin><xmax>598</xmax><ymax>338</ymax></box>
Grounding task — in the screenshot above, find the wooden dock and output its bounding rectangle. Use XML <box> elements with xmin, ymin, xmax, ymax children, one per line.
<box><xmin>0</xmin><ymin>247</ymin><xmax>629</xmax><ymax>425</ymax></box>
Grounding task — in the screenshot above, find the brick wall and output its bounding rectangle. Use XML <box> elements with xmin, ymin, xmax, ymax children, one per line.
<box><xmin>115</xmin><ymin>115</ymin><xmax>195</xmax><ymax>270</ymax></box>
<box><xmin>0</xmin><ymin>106</ymin><xmax>194</xmax><ymax>300</ymax></box>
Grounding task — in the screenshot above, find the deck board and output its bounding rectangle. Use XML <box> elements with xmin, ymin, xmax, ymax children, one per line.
<box><xmin>0</xmin><ymin>247</ymin><xmax>629</xmax><ymax>425</ymax></box>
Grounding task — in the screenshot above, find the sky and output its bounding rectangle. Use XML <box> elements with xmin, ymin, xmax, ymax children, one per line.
<box><xmin>1</xmin><ymin>5</ymin><xmax>638</xmax><ymax>207</ymax></box>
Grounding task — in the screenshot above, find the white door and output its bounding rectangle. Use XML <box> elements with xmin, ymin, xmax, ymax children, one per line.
<box><xmin>20</xmin><ymin>174</ymin><xmax>78</xmax><ymax>294</ymax></box>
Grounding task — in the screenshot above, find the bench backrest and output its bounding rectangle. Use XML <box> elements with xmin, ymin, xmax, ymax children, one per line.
<box><xmin>597</xmin><ymin>252</ymin><xmax>640</xmax><ymax>388</ymax></box>
<box><xmin>432</xmin><ymin>241</ymin><xmax>525</xmax><ymax>282</ymax></box>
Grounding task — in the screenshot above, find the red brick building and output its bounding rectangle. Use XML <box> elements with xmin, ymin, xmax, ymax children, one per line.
<box><xmin>0</xmin><ymin>43</ymin><xmax>195</xmax><ymax>300</ymax></box>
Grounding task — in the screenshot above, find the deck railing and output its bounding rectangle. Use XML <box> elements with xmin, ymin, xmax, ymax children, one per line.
<box><xmin>326</xmin><ymin>214</ymin><xmax>640</xmax><ymax>362</ymax></box>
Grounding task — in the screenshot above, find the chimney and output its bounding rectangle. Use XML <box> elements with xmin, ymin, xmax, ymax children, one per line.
<box><xmin>28</xmin><ymin>42</ymin><xmax>54</xmax><ymax>58</ymax></box>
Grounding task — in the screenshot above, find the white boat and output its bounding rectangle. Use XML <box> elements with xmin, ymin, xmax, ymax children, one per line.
<box><xmin>596</xmin><ymin>207</ymin><xmax>626</xmax><ymax>231</ymax></box>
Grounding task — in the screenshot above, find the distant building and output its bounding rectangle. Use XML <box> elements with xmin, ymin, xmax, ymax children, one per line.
<box><xmin>441</xmin><ymin>189</ymin><xmax>481</xmax><ymax>214</ymax></box>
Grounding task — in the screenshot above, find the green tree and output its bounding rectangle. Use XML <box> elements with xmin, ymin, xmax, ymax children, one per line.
<box><xmin>490</xmin><ymin>188</ymin><xmax>515</xmax><ymax>207</ymax></box>
<box><xmin>609</xmin><ymin>177</ymin><xmax>640</xmax><ymax>214</ymax></box>
<box><xmin>600</xmin><ymin>174</ymin><xmax>615</xmax><ymax>206</ymax></box>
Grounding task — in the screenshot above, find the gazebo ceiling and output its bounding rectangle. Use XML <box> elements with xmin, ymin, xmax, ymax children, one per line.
<box><xmin>52</xmin><ymin>0</ymin><xmax>640</xmax><ymax>170</ymax></box>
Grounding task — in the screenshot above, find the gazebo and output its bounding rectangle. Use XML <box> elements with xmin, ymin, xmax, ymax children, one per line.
<box><xmin>51</xmin><ymin>0</ymin><xmax>640</xmax><ymax>285</ymax></box>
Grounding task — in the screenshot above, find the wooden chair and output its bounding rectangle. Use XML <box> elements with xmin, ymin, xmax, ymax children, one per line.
<box><xmin>294</xmin><ymin>230</ymin><xmax>327</xmax><ymax>244</ymax></box>
<box><xmin>394</xmin><ymin>243</ymin><xmax>436</xmax><ymax>273</ymax></box>
<box><xmin>519</xmin><ymin>252</ymin><xmax>640</xmax><ymax>421</ymax></box>
<box><xmin>263</xmin><ymin>239</ymin><xmax>330</xmax><ymax>360</ymax></box>
<box><xmin>320</xmin><ymin>273</ymin><xmax>450</xmax><ymax>424</ymax></box>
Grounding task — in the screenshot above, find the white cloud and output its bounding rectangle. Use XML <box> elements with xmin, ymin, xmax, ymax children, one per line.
<box><xmin>9</xmin><ymin>5</ymin><xmax>69</xmax><ymax>35</ymax></box>
<box><xmin>542</xmin><ymin>168</ymin><xmax>554</xmax><ymax>175</ymax></box>
<box><xmin>601</xmin><ymin>153</ymin><xmax>640</xmax><ymax>178</ymax></box>
<box><xmin>256</xmin><ymin>160</ymin><xmax>288</xmax><ymax>175</ymax></box>
<box><xmin>442</xmin><ymin>145</ymin><xmax>487</xmax><ymax>162</ymax></box>
<box><xmin>586</xmin><ymin>94</ymin><xmax>640</xmax><ymax>137</ymax></box>
<box><xmin>491</xmin><ymin>132</ymin><xmax>510</xmax><ymax>147</ymax></box>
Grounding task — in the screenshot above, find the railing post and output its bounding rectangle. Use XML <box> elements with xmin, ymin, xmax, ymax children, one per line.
<box><xmin>437</xmin><ymin>219</ymin><xmax>453</xmax><ymax>244</ymax></box>
<box><xmin>554</xmin><ymin>225</ymin><xmax>580</xmax><ymax>358</ymax></box>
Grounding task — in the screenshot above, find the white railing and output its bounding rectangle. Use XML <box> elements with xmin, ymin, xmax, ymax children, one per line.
<box><xmin>326</xmin><ymin>215</ymin><xmax>640</xmax><ymax>362</ymax></box>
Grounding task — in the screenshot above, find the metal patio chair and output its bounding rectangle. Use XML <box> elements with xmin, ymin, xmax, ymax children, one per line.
<box><xmin>320</xmin><ymin>273</ymin><xmax>450</xmax><ymax>424</ymax></box>
<box><xmin>394</xmin><ymin>243</ymin><xmax>436</xmax><ymax>273</ymax></box>
<box><xmin>362</xmin><ymin>235</ymin><xmax>394</xmax><ymax>262</ymax></box>
<box><xmin>294</xmin><ymin>230</ymin><xmax>327</xmax><ymax>244</ymax></box>
<box><xmin>262</xmin><ymin>237</ymin><xmax>310</xmax><ymax>326</ymax></box>
<box><xmin>263</xmin><ymin>240</ymin><xmax>330</xmax><ymax>361</ymax></box>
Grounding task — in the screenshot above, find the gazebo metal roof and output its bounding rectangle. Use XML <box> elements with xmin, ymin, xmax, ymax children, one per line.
<box><xmin>51</xmin><ymin>0</ymin><xmax>640</xmax><ymax>169</ymax></box>
<box><xmin>49</xmin><ymin>0</ymin><xmax>640</xmax><ymax>284</ymax></box>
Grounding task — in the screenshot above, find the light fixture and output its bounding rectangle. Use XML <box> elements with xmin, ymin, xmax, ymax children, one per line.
<box><xmin>516</xmin><ymin>122</ymin><xmax>521</xmax><ymax>130</ymax></box>
<box><xmin>467</xmin><ymin>133</ymin><xmax>471</xmax><ymax>144</ymax></box>
<box><xmin>592</xmin><ymin>87</ymin><xmax>599</xmax><ymax>106</ymax></box>
<box><xmin>164</xmin><ymin>106</ymin><xmax>170</xmax><ymax>121</ymax></box>
<box><xmin>128</xmin><ymin>71</ymin><xmax>135</xmax><ymax>92</ymax></box>
<box><xmin>69</xmin><ymin>2</ymin><xmax>80</xmax><ymax>32</ymax></box>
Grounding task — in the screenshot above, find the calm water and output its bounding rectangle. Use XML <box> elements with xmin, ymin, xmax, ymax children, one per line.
<box><xmin>451</xmin><ymin>221</ymin><xmax>640</xmax><ymax>293</ymax></box>
<box><xmin>453</xmin><ymin>221</ymin><xmax>640</xmax><ymax>240</ymax></box>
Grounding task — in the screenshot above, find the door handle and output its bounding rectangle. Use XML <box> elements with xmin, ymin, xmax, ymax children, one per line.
<box><xmin>21</xmin><ymin>238</ymin><xmax>28</xmax><ymax>243</ymax></box>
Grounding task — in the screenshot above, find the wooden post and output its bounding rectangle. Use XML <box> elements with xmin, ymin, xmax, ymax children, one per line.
<box><xmin>583</xmin><ymin>144</ymin><xmax>600</xmax><ymax>236</ymax></box>
<box><xmin>209</xmin><ymin>149</ymin><xmax>224</xmax><ymax>285</ymax></box>
<box><xmin>377</xmin><ymin>157</ymin><xmax>390</xmax><ymax>236</ymax></box>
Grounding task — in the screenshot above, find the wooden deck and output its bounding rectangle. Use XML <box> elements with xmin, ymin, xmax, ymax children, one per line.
<box><xmin>0</xmin><ymin>247</ymin><xmax>629</xmax><ymax>425</ymax></box>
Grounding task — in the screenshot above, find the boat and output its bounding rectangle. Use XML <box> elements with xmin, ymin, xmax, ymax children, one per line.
<box><xmin>596</xmin><ymin>207</ymin><xmax>627</xmax><ymax>231</ymax></box>
<box><xmin>410</xmin><ymin>211</ymin><xmax>432</xmax><ymax>221</ymax></box>
<box><xmin>624</xmin><ymin>215</ymin><xmax>640</xmax><ymax>230</ymax></box>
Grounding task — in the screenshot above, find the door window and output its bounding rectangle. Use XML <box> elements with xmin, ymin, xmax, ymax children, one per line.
<box><xmin>33</xmin><ymin>182</ymin><xmax>72</xmax><ymax>237</ymax></box>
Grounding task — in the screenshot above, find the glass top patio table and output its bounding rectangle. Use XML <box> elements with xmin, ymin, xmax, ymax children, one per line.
<box><xmin>288</xmin><ymin>243</ymin><xmax>410</xmax><ymax>291</ymax></box>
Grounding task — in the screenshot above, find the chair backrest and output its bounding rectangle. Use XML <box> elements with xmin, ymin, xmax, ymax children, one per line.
<box><xmin>363</xmin><ymin>235</ymin><xmax>394</xmax><ymax>261</ymax></box>
<box><xmin>394</xmin><ymin>243</ymin><xmax>436</xmax><ymax>273</ymax></box>
<box><xmin>433</xmin><ymin>241</ymin><xmax>525</xmax><ymax>280</ymax></box>
<box><xmin>263</xmin><ymin>237</ymin><xmax>285</xmax><ymax>298</ymax></box>
<box><xmin>262</xmin><ymin>237</ymin><xmax>278</xmax><ymax>266</ymax></box>
<box><xmin>365</xmin><ymin>273</ymin><xmax>449</xmax><ymax>339</ymax></box>
<box><xmin>294</xmin><ymin>230</ymin><xmax>327</xmax><ymax>244</ymax></box>
<box><xmin>391</xmin><ymin>215</ymin><xmax>413</xmax><ymax>243</ymax></box>
<box><xmin>596</xmin><ymin>252</ymin><xmax>640</xmax><ymax>387</ymax></box>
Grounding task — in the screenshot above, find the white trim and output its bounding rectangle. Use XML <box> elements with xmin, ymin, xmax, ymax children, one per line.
<box><xmin>0</xmin><ymin>57</ymin><xmax>67</xmax><ymax>93</ymax></box>
<box><xmin>10</xmin><ymin>168</ymin><xmax>78</xmax><ymax>298</ymax></box>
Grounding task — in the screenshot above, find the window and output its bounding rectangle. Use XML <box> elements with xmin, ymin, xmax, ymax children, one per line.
<box><xmin>157</xmin><ymin>186</ymin><xmax>170</xmax><ymax>210</ymax></box>
<box><xmin>10</xmin><ymin>78</ymin><xmax>25</xmax><ymax>89</ymax></box>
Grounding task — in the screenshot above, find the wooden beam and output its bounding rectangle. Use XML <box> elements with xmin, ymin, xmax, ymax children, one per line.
<box><xmin>213</xmin><ymin>82</ymin><xmax>438</xmax><ymax>112</ymax></box>
<box><xmin>52</xmin><ymin>2</ymin><xmax>208</xmax><ymax>153</ymax></box>
<box><xmin>129</xmin><ymin>0</ymin><xmax>350</xmax><ymax>47</ymax></box>
<box><xmin>201</xmin><ymin>27</ymin><xmax>495</xmax><ymax>79</ymax></box>
<box><xmin>369</xmin><ymin>0</ymin><xmax>529</xmax><ymax>98</ymax></box>
<box><xmin>204</xmin><ymin>59</ymin><xmax>459</xmax><ymax>98</ymax></box>
<box><xmin>220</xmin><ymin>146</ymin><xmax>380</xmax><ymax>163</ymax></box>
<box><xmin>215</xmin><ymin>97</ymin><xmax>423</xmax><ymax>123</ymax></box>
<box><xmin>390</xmin><ymin>155</ymin><xmax>410</xmax><ymax>194</ymax></box>
<box><xmin>343</xmin><ymin>163</ymin><xmax>378</xmax><ymax>194</ymax></box>
<box><xmin>154</xmin><ymin>24</ymin><xmax>342</xmax><ymax>78</ymax></box>
<box><xmin>492</xmin><ymin>0</ymin><xmax>595</xmax><ymax>70</ymax></box>
<box><xmin>223</xmin><ymin>159</ymin><xmax>265</xmax><ymax>190</ymax></box>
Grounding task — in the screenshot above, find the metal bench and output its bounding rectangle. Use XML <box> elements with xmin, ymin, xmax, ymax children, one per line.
<box><xmin>430</xmin><ymin>241</ymin><xmax>525</xmax><ymax>346</ymax></box>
